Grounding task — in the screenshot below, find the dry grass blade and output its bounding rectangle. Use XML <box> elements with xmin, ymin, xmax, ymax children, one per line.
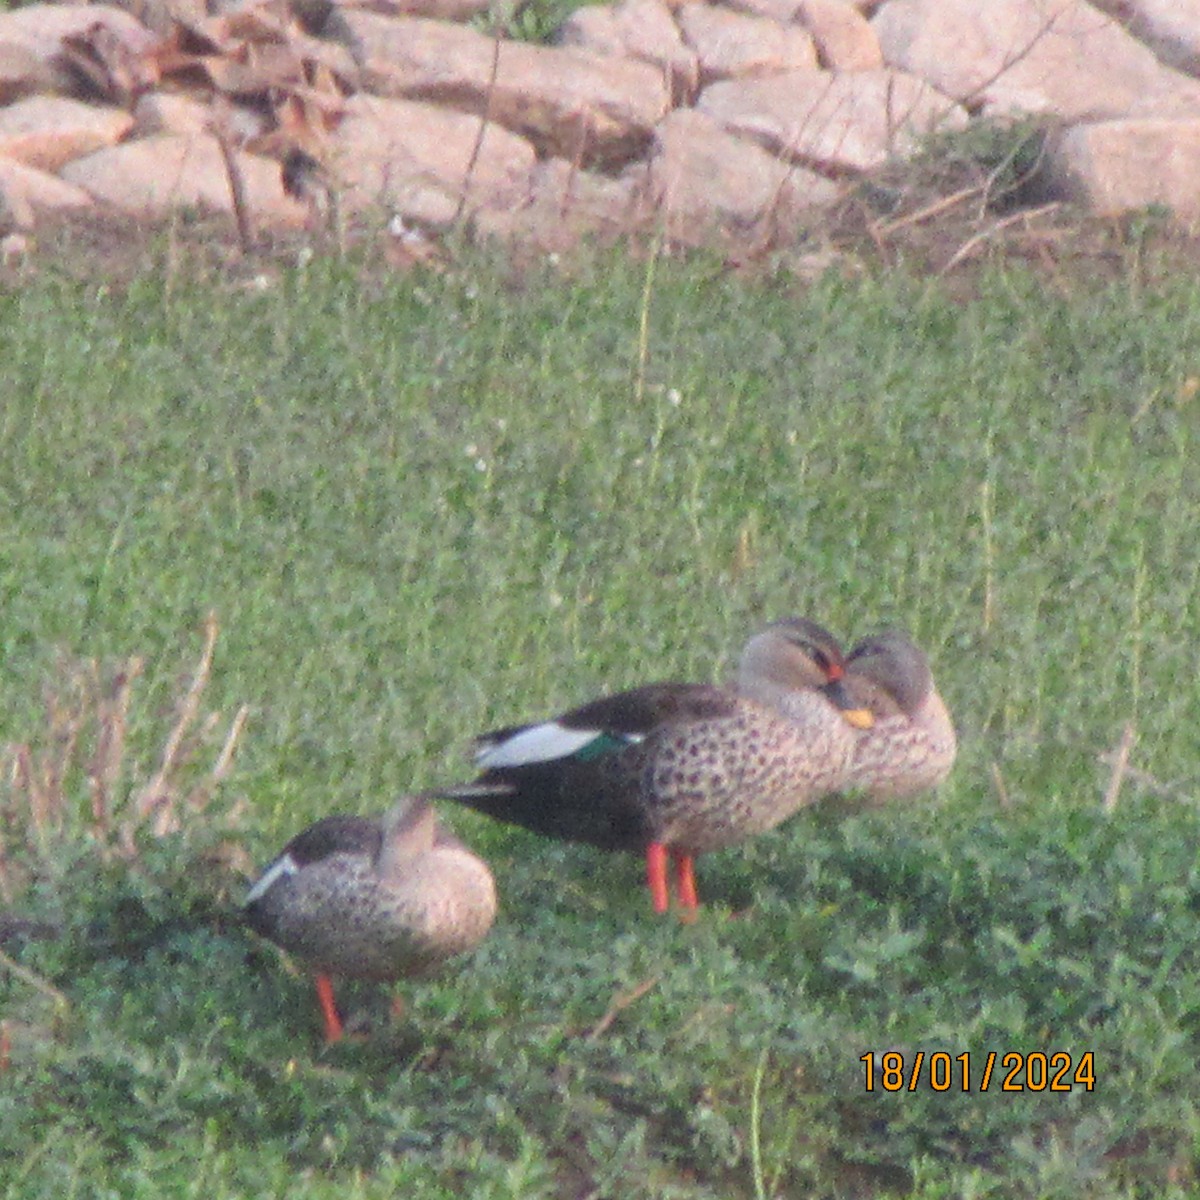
<box><xmin>1095</xmin><ymin>753</ymin><xmax>1188</xmax><ymax>803</ymax></box>
<box><xmin>1102</xmin><ymin>722</ymin><xmax>1136</xmax><ymax>813</ymax></box>
<box><xmin>990</xmin><ymin>762</ymin><xmax>1011</xmax><ymax>809</ymax></box>
<box><xmin>34</xmin><ymin>664</ymin><xmax>88</xmax><ymax>834</ymax></box>
<box><xmin>0</xmin><ymin>947</ymin><xmax>69</xmax><ymax>1010</ymax></box>
<box><xmin>2</xmin><ymin>613</ymin><xmax>248</xmax><ymax>887</ymax></box>
<box><xmin>183</xmin><ymin>703</ymin><xmax>251</xmax><ymax>818</ymax></box>
<box><xmin>87</xmin><ymin>658</ymin><xmax>143</xmax><ymax>837</ymax></box>
<box><xmin>134</xmin><ymin>612</ymin><xmax>220</xmax><ymax>826</ymax></box>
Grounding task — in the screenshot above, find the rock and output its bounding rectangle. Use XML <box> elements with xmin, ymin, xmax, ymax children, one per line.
<box><xmin>0</xmin><ymin>96</ymin><xmax>133</xmax><ymax>173</ymax></box>
<box><xmin>797</xmin><ymin>0</ymin><xmax>883</xmax><ymax>70</ymax></box>
<box><xmin>1090</xmin><ymin>0</ymin><xmax>1200</xmax><ymax>77</ymax></box>
<box><xmin>334</xmin><ymin>0</ymin><xmax>497</xmax><ymax>18</ymax></box>
<box><xmin>555</xmin><ymin>4</ymin><xmax>626</xmax><ymax>57</ymax></box>
<box><xmin>329</xmin><ymin>94</ymin><xmax>536</xmax><ymax>227</ymax></box>
<box><xmin>677</xmin><ymin>4</ymin><xmax>818</xmax><ymax>83</ymax></box>
<box><xmin>60</xmin><ymin>135</ymin><xmax>307</xmax><ymax>227</ymax></box>
<box><xmin>650</xmin><ymin>107</ymin><xmax>839</xmax><ymax>243</ymax></box>
<box><xmin>0</xmin><ymin>0</ymin><xmax>1194</xmax><ymax>252</ymax></box>
<box><xmin>699</xmin><ymin>67</ymin><xmax>967</xmax><ymax>173</ymax></box>
<box><xmin>476</xmin><ymin>157</ymin><xmax>648</xmax><ymax>248</ymax></box>
<box><xmin>0</xmin><ymin>176</ymin><xmax>35</xmax><ymax>234</ymax></box>
<box><xmin>529</xmin><ymin>157</ymin><xmax>645</xmax><ymax>230</ymax></box>
<box><xmin>0</xmin><ymin>4</ymin><xmax>157</xmax><ymax>99</ymax></box>
<box><xmin>724</xmin><ymin>0</ymin><xmax>806</xmax><ymax>23</ymax></box>
<box><xmin>0</xmin><ymin>42</ymin><xmax>63</xmax><ymax>104</ymax></box>
<box><xmin>130</xmin><ymin>93</ymin><xmax>271</xmax><ymax>144</ymax></box>
<box><xmin>100</xmin><ymin>0</ymin><xmax>207</xmax><ymax>36</ymax></box>
<box><xmin>557</xmin><ymin>0</ymin><xmax>699</xmax><ymax>101</ymax></box>
<box><xmin>1047</xmin><ymin>118</ymin><xmax>1200</xmax><ymax>225</ymax></box>
<box><xmin>0</xmin><ymin>157</ymin><xmax>93</xmax><ymax>224</ymax></box>
<box><xmin>328</xmin><ymin>11</ymin><xmax>671</xmax><ymax>167</ymax></box>
<box><xmin>872</xmin><ymin>0</ymin><xmax>1200</xmax><ymax>120</ymax></box>
<box><xmin>131</xmin><ymin>92</ymin><xmax>214</xmax><ymax>138</ymax></box>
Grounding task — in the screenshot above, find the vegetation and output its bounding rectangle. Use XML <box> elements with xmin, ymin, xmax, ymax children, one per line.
<box><xmin>1</xmin><ymin>234</ymin><xmax>1199</xmax><ymax>1198</ymax></box>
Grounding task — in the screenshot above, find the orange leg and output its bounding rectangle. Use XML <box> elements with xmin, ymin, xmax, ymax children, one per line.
<box><xmin>646</xmin><ymin>842</ymin><xmax>670</xmax><ymax>913</ymax></box>
<box><xmin>314</xmin><ymin>974</ymin><xmax>344</xmax><ymax>1043</ymax></box>
<box><xmin>672</xmin><ymin>850</ymin><xmax>699</xmax><ymax>920</ymax></box>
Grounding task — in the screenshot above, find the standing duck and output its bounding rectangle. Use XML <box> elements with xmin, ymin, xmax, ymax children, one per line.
<box><xmin>437</xmin><ymin>619</ymin><xmax>873</xmax><ymax>917</ymax></box>
<box><xmin>244</xmin><ymin>794</ymin><xmax>497</xmax><ymax>1043</ymax></box>
<box><xmin>840</xmin><ymin>630</ymin><xmax>957</xmax><ymax>799</ymax></box>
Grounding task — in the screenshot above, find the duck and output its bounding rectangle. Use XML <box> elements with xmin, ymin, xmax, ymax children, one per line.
<box><xmin>839</xmin><ymin>630</ymin><xmax>957</xmax><ymax>800</ymax></box>
<box><xmin>437</xmin><ymin>619</ymin><xmax>873</xmax><ymax>918</ymax></box>
<box><xmin>243</xmin><ymin>793</ymin><xmax>497</xmax><ymax>1043</ymax></box>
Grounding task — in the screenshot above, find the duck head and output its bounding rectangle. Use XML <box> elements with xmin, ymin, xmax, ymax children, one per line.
<box><xmin>739</xmin><ymin>617</ymin><xmax>874</xmax><ymax>729</ymax></box>
<box><xmin>844</xmin><ymin>631</ymin><xmax>934</xmax><ymax>719</ymax></box>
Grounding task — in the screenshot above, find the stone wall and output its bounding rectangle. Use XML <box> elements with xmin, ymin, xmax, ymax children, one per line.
<box><xmin>2</xmin><ymin>0</ymin><xmax>1200</xmax><ymax>254</ymax></box>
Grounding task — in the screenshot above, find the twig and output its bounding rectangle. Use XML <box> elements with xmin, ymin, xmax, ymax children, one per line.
<box><xmin>560</xmin><ymin>109</ymin><xmax>587</xmax><ymax>223</ymax></box>
<box><xmin>585</xmin><ymin>976</ymin><xmax>659</xmax><ymax>1042</ymax></box>
<box><xmin>454</xmin><ymin>24</ymin><xmax>502</xmax><ymax>227</ymax></box>
<box><xmin>874</xmin><ymin>184</ymin><xmax>984</xmax><ymax>238</ymax></box>
<box><xmin>957</xmin><ymin>4</ymin><xmax>1074</xmax><ymax>111</ymax></box>
<box><xmin>981</xmin><ymin>129</ymin><xmax>1049</xmax><ymax>215</ymax></box>
<box><xmin>216</xmin><ymin>128</ymin><xmax>254</xmax><ymax>255</ymax></box>
<box><xmin>1102</xmin><ymin>722</ymin><xmax>1136</xmax><ymax>813</ymax></box>
<box><xmin>938</xmin><ymin>203</ymin><xmax>1062</xmax><ymax>275</ymax></box>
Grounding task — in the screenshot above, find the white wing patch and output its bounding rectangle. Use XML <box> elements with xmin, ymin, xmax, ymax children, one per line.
<box><xmin>476</xmin><ymin>721</ymin><xmax>603</xmax><ymax>769</ymax></box>
<box><xmin>244</xmin><ymin>852</ymin><xmax>299</xmax><ymax>905</ymax></box>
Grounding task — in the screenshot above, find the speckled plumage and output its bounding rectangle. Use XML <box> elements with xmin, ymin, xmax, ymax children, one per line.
<box><xmin>840</xmin><ymin>631</ymin><xmax>957</xmax><ymax>800</ymax></box>
<box><xmin>439</xmin><ymin>619</ymin><xmax>873</xmax><ymax>913</ymax></box>
<box><xmin>245</xmin><ymin>795</ymin><xmax>496</xmax><ymax>1039</ymax></box>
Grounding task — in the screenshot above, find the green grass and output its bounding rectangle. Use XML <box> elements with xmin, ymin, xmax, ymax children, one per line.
<box><xmin>473</xmin><ymin>0</ymin><xmax>601</xmax><ymax>44</ymax></box>
<box><xmin>2</xmin><ymin>240</ymin><xmax>1199</xmax><ymax>1198</ymax></box>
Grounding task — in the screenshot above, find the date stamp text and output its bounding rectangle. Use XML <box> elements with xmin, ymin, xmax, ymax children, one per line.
<box><xmin>862</xmin><ymin>1050</ymin><xmax>1095</xmax><ymax>1093</ymax></box>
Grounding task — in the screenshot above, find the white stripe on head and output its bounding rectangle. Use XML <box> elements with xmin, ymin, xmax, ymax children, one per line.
<box><xmin>243</xmin><ymin>852</ymin><xmax>299</xmax><ymax>905</ymax></box>
<box><xmin>476</xmin><ymin>722</ymin><xmax>602</xmax><ymax>769</ymax></box>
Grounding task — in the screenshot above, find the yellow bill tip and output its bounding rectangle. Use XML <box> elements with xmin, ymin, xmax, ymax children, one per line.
<box><xmin>842</xmin><ymin>707</ymin><xmax>875</xmax><ymax>731</ymax></box>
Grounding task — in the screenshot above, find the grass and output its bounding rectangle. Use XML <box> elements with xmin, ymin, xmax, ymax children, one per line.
<box><xmin>1</xmin><ymin>234</ymin><xmax>1199</xmax><ymax>1197</ymax></box>
<box><xmin>473</xmin><ymin>0</ymin><xmax>602</xmax><ymax>44</ymax></box>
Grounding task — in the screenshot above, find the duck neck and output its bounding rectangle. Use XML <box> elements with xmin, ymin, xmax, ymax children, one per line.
<box><xmin>376</xmin><ymin>798</ymin><xmax>438</xmax><ymax>876</ymax></box>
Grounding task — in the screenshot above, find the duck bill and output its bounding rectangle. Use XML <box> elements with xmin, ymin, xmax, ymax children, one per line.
<box><xmin>822</xmin><ymin>679</ymin><xmax>874</xmax><ymax>730</ymax></box>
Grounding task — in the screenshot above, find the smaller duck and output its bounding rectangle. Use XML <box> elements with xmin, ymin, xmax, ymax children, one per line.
<box><xmin>840</xmin><ymin>630</ymin><xmax>957</xmax><ymax>800</ymax></box>
<box><xmin>244</xmin><ymin>794</ymin><xmax>497</xmax><ymax>1043</ymax></box>
<box><xmin>438</xmin><ymin>619</ymin><xmax>873</xmax><ymax>918</ymax></box>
